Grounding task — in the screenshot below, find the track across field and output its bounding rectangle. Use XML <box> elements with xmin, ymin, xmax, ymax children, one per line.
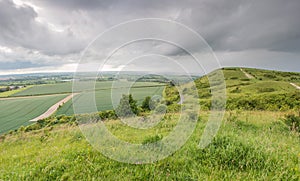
<box><xmin>56</xmin><ymin>85</ymin><xmax>165</xmax><ymax>115</ymax></box>
<box><xmin>0</xmin><ymin>94</ymin><xmax>67</xmax><ymax>134</ymax></box>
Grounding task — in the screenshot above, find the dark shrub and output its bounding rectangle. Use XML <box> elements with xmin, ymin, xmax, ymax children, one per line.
<box><xmin>258</xmin><ymin>87</ymin><xmax>275</xmax><ymax>93</ymax></box>
<box><xmin>263</xmin><ymin>73</ymin><xmax>277</xmax><ymax>79</ymax></box>
<box><xmin>283</xmin><ymin>114</ymin><xmax>300</xmax><ymax>132</ymax></box>
<box><xmin>99</xmin><ymin>110</ymin><xmax>117</xmax><ymax>120</ymax></box>
<box><xmin>115</xmin><ymin>94</ymin><xmax>139</xmax><ymax>117</ymax></box>
<box><xmin>142</xmin><ymin>134</ymin><xmax>162</xmax><ymax>145</ymax></box>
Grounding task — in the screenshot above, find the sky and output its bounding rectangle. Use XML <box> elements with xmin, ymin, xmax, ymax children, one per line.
<box><xmin>0</xmin><ymin>0</ymin><xmax>300</xmax><ymax>75</ymax></box>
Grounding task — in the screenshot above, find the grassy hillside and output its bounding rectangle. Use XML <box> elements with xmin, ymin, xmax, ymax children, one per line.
<box><xmin>195</xmin><ymin>68</ymin><xmax>300</xmax><ymax>111</ymax></box>
<box><xmin>0</xmin><ymin>111</ymin><xmax>299</xmax><ymax>180</ymax></box>
<box><xmin>0</xmin><ymin>67</ymin><xmax>299</xmax><ymax>180</ymax></box>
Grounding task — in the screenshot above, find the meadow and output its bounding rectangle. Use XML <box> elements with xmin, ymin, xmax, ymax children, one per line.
<box><xmin>0</xmin><ymin>95</ymin><xmax>67</xmax><ymax>134</ymax></box>
<box><xmin>0</xmin><ymin>111</ymin><xmax>298</xmax><ymax>180</ymax></box>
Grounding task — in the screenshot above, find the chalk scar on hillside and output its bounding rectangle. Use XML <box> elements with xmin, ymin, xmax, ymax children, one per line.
<box><xmin>290</xmin><ymin>83</ymin><xmax>300</xmax><ymax>90</ymax></box>
<box><xmin>29</xmin><ymin>93</ymin><xmax>78</xmax><ymax>122</ymax></box>
<box><xmin>240</xmin><ymin>68</ymin><xmax>254</xmax><ymax>79</ymax></box>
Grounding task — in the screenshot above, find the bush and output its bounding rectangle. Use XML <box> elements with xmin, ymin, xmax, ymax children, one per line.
<box><xmin>240</xmin><ymin>78</ymin><xmax>250</xmax><ymax>81</ymax></box>
<box><xmin>230</xmin><ymin>87</ymin><xmax>241</xmax><ymax>93</ymax></box>
<box><xmin>25</xmin><ymin>123</ymin><xmax>42</xmax><ymax>132</ymax></box>
<box><xmin>141</xmin><ymin>96</ymin><xmax>151</xmax><ymax>111</ymax></box>
<box><xmin>263</xmin><ymin>73</ymin><xmax>277</xmax><ymax>79</ymax></box>
<box><xmin>164</xmin><ymin>85</ymin><xmax>180</xmax><ymax>105</ymax></box>
<box><xmin>258</xmin><ymin>87</ymin><xmax>275</xmax><ymax>93</ymax></box>
<box><xmin>155</xmin><ymin>104</ymin><xmax>167</xmax><ymax>114</ymax></box>
<box><xmin>142</xmin><ymin>134</ymin><xmax>162</xmax><ymax>145</ymax></box>
<box><xmin>18</xmin><ymin>126</ymin><xmax>25</xmax><ymax>132</ymax></box>
<box><xmin>167</xmin><ymin>104</ymin><xmax>180</xmax><ymax>113</ymax></box>
<box><xmin>98</xmin><ymin>110</ymin><xmax>117</xmax><ymax>120</ymax></box>
<box><xmin>115</xmin><ymin>94</ymin><xmax>139</xmax><ymax>117</ymax></box>
<box><xmin>283</xmin><ymin>114</ymin><xmax>300</xmax><ymax>132</ymax></box>
<box><xmin>141</xmin><ymin>96</ymin><xmax>158</xmax><ymax>111</ymax></box>
<box><xmin>226</xmin><ymin>93</ymin><xmax>300</xmax><ymax>111</ymax></box>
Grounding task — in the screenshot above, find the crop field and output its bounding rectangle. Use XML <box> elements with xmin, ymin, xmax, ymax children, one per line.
<box><xmin>0</xmin><ymin>95</ymin><xmax>67</xmax><ymax>134</ymax></box>
<box><xmin>0</xmin><ymin>81</ymin><xmax>165</xmax><ymax>134</ymax></box>
<box><xmin>11</xmin><ymin>81</ymin><xmax>165</xmax><ymax>97</ymax></box>
<box><xmin>56</xmin><ymin>85</ymin><xmax>165</xmax><ymax>115</ymax></box>
<box><xmin>12</xmin><ymin>82</ymin><xmax>73</xmax><ymax>96</ymax></box>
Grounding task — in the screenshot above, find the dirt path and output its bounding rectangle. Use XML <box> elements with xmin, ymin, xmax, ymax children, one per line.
<box><xmin>240</xmin><ymin>68</ymin><xmax>254</xmax><ymax>79</ymax></box>
<box><xmin>178</xmin><ymin>93</ymin><xmax>184</xmax><ymax>105</ymax></box>
<box><xmin>29</xmin><ymin>93</ymin><xmax>78</xmax><ymax>122</ymax></box>
<box><xmin>290</xmin><ymin>83</ymin><xmax>300</xmax><ymax>90</ymax></box>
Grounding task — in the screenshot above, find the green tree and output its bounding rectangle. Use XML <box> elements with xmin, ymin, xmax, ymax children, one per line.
<box><xmin>116</xmin><ymin>94</ymin><xmax>139</xmax><ymax>117</ymax></box>
<box><xmin>141</xmin><ymin>96</ymin><xmax>151</xmax><ymax>111</ymax></box>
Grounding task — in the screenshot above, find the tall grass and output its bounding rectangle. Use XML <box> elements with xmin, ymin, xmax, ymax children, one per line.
<box><xmin>0</xmin><ymin>111</ymin><xmax>299</xmax><ymax>180</ymax></box>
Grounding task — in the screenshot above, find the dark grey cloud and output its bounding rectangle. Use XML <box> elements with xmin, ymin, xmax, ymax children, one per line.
<box><xmin>0</xmin><ymin>0</ymin><xmax>299</xmax><ymax>73</ymax></box>
<box><xmin>197</xmin><ymin>0</ymin><xmax>300</xmax><ymax>53</ymax></box>
<box><xmin>28</xmin><ymin>0</ymin><xmax>300</xmax><ymax>53</ymax></box>
<box><xmin>0</xmin><ymin>0</ymin><xmax>84</xmax><ymax>55</ymax></box>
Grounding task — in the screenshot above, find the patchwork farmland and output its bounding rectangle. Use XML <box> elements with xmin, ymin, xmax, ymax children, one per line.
<box><xmin>56</xmin><ymin>85</ymin><xmax>164</xmax><ymax>115</ymax></box>
<box><xmin>0</xmin><ymin>80</ymin><xmax>165</xmax><ymax>134</ymax></box>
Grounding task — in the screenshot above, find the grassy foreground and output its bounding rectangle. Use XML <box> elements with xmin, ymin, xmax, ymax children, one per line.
<box><xmin>0</xmin><ymin>111</ymin><xmax>299</xmax><ymax>180</ymax></box>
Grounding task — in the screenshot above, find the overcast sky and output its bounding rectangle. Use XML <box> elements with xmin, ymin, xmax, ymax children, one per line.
<box><xmin>0</xmin><ymin>0</ymin><xmax>299</xmax><ymax>75</ymax></box>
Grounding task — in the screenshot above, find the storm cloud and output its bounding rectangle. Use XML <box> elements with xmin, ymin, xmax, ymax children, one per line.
<box><xmin>0</xmin><ymin>0</ymin><xmax>299</xmax><ymax>74</ymax></box>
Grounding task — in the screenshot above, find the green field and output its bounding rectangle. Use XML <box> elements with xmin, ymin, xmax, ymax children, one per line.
<box><xmin>11</xmin><ymin>81</ymin><xmax>165</xmax><ymax>97</ymax></box>
<box><xmin>0</xmin><ymin>95</ymin><xmax>67</xmax><ymax>134</ymax></box>
<box><xmin>0</xmin><ymin>81</ymin><xmax>165</xmax><ymax>134</ymax></box>
<box><xmin>0</xmin><ymin>111</ymin><xmax>299</xmax><ymax>180</ymax></box>
<box><xmin>56</xmin><ymin>85</ymin><xmax>165</xmax><ymax>115</ymax></box>
<box><xmin>12</xmin><ymin>82</ymin><xmax>73</xmax><ymax>96</ymax></box>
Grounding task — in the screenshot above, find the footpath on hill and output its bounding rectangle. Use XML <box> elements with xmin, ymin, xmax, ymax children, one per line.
<box><xmin>290</xmin><ymin>83</ymin><xmax>300</xmax><ymax>90</ymax></box>
<box><xmin>240</xmin><ymin>68</ymin><xmax>254</xmax><ymax>79</ymax></box>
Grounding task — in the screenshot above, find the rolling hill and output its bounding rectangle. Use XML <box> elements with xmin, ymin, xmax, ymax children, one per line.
<box><xmin>0</xmin><ymin>67</ymin><xmax>299</xmax><ymax>180</ymax></box>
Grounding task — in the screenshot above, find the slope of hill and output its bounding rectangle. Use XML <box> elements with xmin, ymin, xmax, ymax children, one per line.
<box><xmin>0</xmin><ymin>111</ymin><xmax>299</xmax><ymax>180</ymax></box>
<box><xmin>0</xmin><ymin>67</ymin><xmax>299</xmax><ymax>180</ymax></box>
<box><xmin>194</xmin><ymin>67</ymin><xmax>300</xmax><ymax>111</ymax></box>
